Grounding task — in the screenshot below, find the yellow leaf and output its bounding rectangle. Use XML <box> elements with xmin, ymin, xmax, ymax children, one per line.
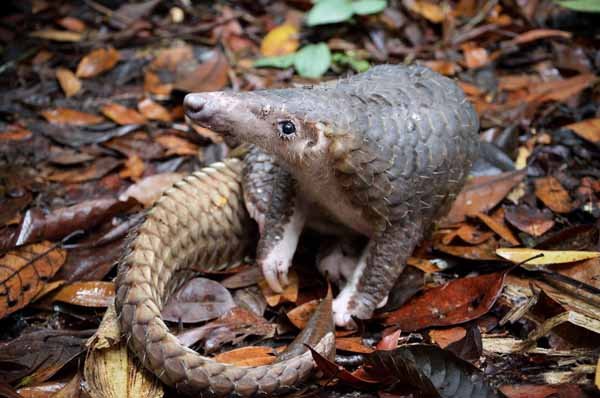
<box><xmin>496</xmin><ymin>248</ymin><xmax>600</xmax><ymax>269</ymax></box>
<box><xmin>406</xmin><ymin>0</ymin><xmax>446</xmax><ymax>23</ymax></box>
<box><xmin>260</xmin><ymin>25</ymin><xmax>299</xmax><ymax>56</ymax></box>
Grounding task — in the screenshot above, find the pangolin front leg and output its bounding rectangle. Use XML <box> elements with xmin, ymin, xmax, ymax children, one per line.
<box><xmin>256</xmin><ymin>168</ymin><xmax>306</xmax><ymax>292</ymax></box>
<box><xmin>332</xmin><ymin>219</ymin><xmax>423</xmax><ymax>327</ymax></box>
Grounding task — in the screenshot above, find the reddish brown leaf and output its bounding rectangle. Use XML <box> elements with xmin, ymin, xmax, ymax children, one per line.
<box><xmin>443</xmin><ymin>223</ymin><xmax>493</xmax><ymax>245</ymax></box>
<box><xmin>529</xmin><ymin>73</ymin><xmax>596</xmax><ymax>103</ymax></box>
<box><xmin>212</xmin><ymin>346</ymin><xmax>276</xmax><ymax>366</ymax></box>
<box><xmin>429</xmin><ymin>327</ymin><xmax>467</xmax><ymax>349</ymax></box>
<box><xmin>500</xmin><ymin>384</ymin><xmax>585</xmax><ymax>398</ymax></box>
<box><xmin>101</xmin><ymin>103</ymin><xmax>147</xmax><ymax>125</ymax></box>
<box><xmin>445</xmin><ymin>171</ymin><xmax>526</xmax><ymax>225</ymax></box>
<box><xmin>508</xmin><ymin>29</ymin><xmax>572</xmax><ymax>46</ymax></box>
<box><xmin>336</xmin><ymin>337</ymin><xmax>374</xmax><ymax>354</ymax></box>
<box><xmin>41</xmin><ymin>108</ymin><xmax>103</xmax><ymax>126</ymax></box>
<box><xmin>0</xmin><ymin>242</ymin><xmax>66</xmax><ymax>319</ymax></box>
<box><xmin>137</xmin><ymin>98</ymin><xmax>172</xmax><ymax>122</ymax></box>
<box><xmin>376</xmin><ymin>328</ymin><xmax>402</xmax><ymax>350</ymax></box>
<box><xmin>534</xmin><ymin>176</ymin><xmax>575</xmax><ymax>214</ymax></box>
<box><xmin>55</xmin><ymin>68</ymin><xmax>81</xmax><ymax>97</ymax></box>
<box><xmin>48</xmin><ymin>157</ymin><xmax>121</xmax><ymax>183</ymax></box>
<box><xmin>565</xmin><ymin>118</ymin><xmax>600</xmax><ymax>144</ymax></box>
<box><xmin>462</xmin><ymin>42</ymin><xmax>490</xmax><ymax>69</ymax></box>
<box><xmin>43</xmin><ymin>281</ymin><xmax>115</xmax><ymax>308</ymax></box>
<box><xmin>15</xmin><ymin>197</ymin><xmax>135</xmax><ymax>246</ymax></box>
<box><xmin>434</xmin><ymin>237</ymin><xmax>499</xmax><ymax>261</ymax></box>
<box><xmin>57</xmin><ymin>16</ymin><xmax>87</xmax><ymax>33</ymax></box>
<box><xmin>76</xmin><ymin>47</ymin><xmax>120</xmax><ymax>78</ymax></box>
<box><xmin>174</xmin><ymin>49</ymin><xmax>230</xmax><ymax>93</ymax></box>
<box><xmin>155</xmin><ymin>134</ymin><xmax>199</xmax><ymax>156</ymax></box>
<box><xmin>0</xmin><ymin>124</ymin><xmax>32</xmax><ymax>141</ymax></box>
<box><xmin>259</xmin><ymin>270</ymin><xmax>298</xmax><ymax>306</ymax></box>
<box><xmin>383</xmin><ymin>272</ymin><xmax>506</xmax><ymax>331</ymax></box>
<box><xmin>505</xmin><ymin>205</ymin><xmax>555</xmax><ymax>237</ymax></box>
<box><xmin>476</xmin><ymin>211</ymin><xmax>519</xmax><ymax>246</ymax></box>
<box><xmin>287</xmin><ymin>299</ymin><xmax>319</xmax><ymax>329</ymax></box>
<box><xmin>17</xmin><ymin>380</ymin><xmax>68</xmax><ymax>398</ymax></box>
<box><xmin>119</xmin><ymin>155</ymin><xmax>145</xmax><ymax>181</ymax></box>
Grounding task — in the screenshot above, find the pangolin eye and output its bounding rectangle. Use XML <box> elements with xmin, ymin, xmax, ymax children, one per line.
<box><xmin>277</xmin><ymin>120</ymin><xmax>296</xmax><ymax>137</ymax></box>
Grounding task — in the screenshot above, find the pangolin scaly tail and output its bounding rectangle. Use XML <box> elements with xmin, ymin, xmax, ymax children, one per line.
<box><xmin>115</xmin><ymin>158</ymin><xmax>335</xmax><ymax>397</ymax></box>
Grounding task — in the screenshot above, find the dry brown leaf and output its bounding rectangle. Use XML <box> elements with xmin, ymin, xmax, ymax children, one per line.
<box><xmin>17</xmin><ymin>381</ymin><xmax>68</xmax><ymax>397</ymax></box>
<box><xmin>509</xmin><ymin>29</ymin><xmax>571</xmax><ymax>46</ymax></box>
<box><xmin>445</xmin><ymin>171</ymin><xmax>526</xmax><ymax>225</ymax></box>
<box><xmin>84</xmin><ymin>342</ymin><xmax>163</xmax><ymax>398</ymax></box>
<box><xmin>534</xmin><ymin>176</ymin><xmax>575</xmax><ymax>214</ymax></box>
<box><xmin>155</xmin><ymin>134</ymin><xmax>199</xmax><ymax>156</ymax></box>
<box><xmin>41</xmin><ymin>108</ymin><xmax>103</xmax><ymax>126</ymax></box>
<box><xmin>496</xmin><ymin>248</ymin><xmax>600</xmax><ymax>269</ymax></box>
<box><xmin>101</xmin><ymin>103</ymin><xmax>147</xmax><ymax>125</ymax></box>
<box><xmin>423</xmin><ymin>60</ymin><xmax>457</xmax><ymax>76</ymax></box>
<box><xmin>529</xmin><ymin>73</ymin><xmax>596</xmax><ymax>103</ymax></box>
<box><xmin>212</xmin><ymin>346</ymin><xmax>276</xmax><ymax>366</ymax></box>
<box><xmin>405</xmin><ymin>0</ymin><xmax>445</xmax><ymax>23</ymax></box>
<box><xmin>260</xmin><ymin>24</ymin><xmax>299</xmax><ymax>56</ymax></box>
<box><xmin>565</xmin><ymin>118</ymin><xmax>600</xmax><ymax>144</ymax></box>
<box><xmin>137</xmin><ymin>98</ymin><xmax>172</xmax><ymax>122</ymax></box>
<box><xmin>335</xmin><ymin>337</ymin><xmax>374</xmax><ymax>354</ymax></box>
<box><xmin>428</xmin><ymin>327</ymin><xmax>467</xmax><ymax>349</ymax></box>
<box><xmin>462</xmin><ymin>43</ymin><xmax>490</xmax><ymax>69</ymax></box>
<box><xmin>48</xmin><ymin>157</ymin><xmax>121</xmax><ymax>183</ymax></box>
<box><xmin>57</xmin><ymin>16</ymin><xmax>87</xmax><ymax>33</ymax></box>
<box><xmin>504</xmin><ymin>205</ymin><xmax>554</xmax><ymax>237</ymax></box>
<box><xmin>30</xmin><ymin>29</ymin><xmax>82</xmax><ymax>42</ymax></box>
<box><xmin>119</xmin><ymin>155</ymin><xmax>145</xmax><ymax>181</ymax></box>
<box><xmin>56</xmin><ymin>68</ymin><xmax>81</xmax><ymax>97</ymax></box>
<box><xmin>286</xmin><ymin>299</ymin><xmax>319</xmax><ymax>329</ymax></box>
<box><xmin>76</xmin><ymin>47</ymin><xmax>120</xmax><ymax>78</ymax></box>
<box><xmin>0</xmin><ymin>124</ymin><xmax>32</xmax><ymax>141</ymax></box>
<box><xmin>259</xmin><ymin>271</ymin><xmax>298</xmax><ymax>307</ymax></box>
<box><xmin>442</xmin><ymin>223</ymin><xmax>493</xmax><ymax>245</ymax></box>
<box><xmin>44</xmin><ymin>281</ymin><xmax>115</xmax><ymax>308</ymax></box>
<box><xmin>174</xmin><ymin>49</ymin><xmax>230</xmax><ymax>93</ymax></box>
<box><xmin>119</xmin><ymin>172</ymin><xmax>184</xmax><ymax>207</ymax></box>
<box><xmin>476</xmin><ymin>211</ymin><xmax>519</xmax><ymax>246</ymax></box>
<box><xmin>0</xmin><ymin>242</ymin><xmax>67</xmax><ymax>319</ymax></box>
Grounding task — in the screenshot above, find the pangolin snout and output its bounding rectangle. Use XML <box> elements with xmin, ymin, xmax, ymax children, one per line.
<box><xmin>184</xmin><ymin>94</ymin><xmax>211</xmax><ymax>122</ymax></box>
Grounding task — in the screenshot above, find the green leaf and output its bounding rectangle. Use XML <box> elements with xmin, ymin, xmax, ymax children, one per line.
<box><xmin>555</xmin><ymin>0</ymin><xmax>600</xmax><ymax>12</ymax></box>
<box><xmin>254</xmin><ymin>53</ymin><xmax>296</xmax><ymax>69</ymax></box>
<box><xmin>306</xmin><ymin>0</ymin><xmax>354</xmax><ymax>26</ymax></box>
<box><xmin>352</xmin><ymin>0</ymin><xmax>387</xmax><ymax>15</ymax></box>
<box><xmin>294</xmin><ymin>43</ymin><xmax>331</xmax><ymax>78</ymax></box>
<box><xmin>332</xmin><ymin>52</ymin><xmax>370</xmax><ymax>72</ymax></box>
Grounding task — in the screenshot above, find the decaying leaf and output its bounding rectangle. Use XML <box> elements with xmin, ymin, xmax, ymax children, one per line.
<box><xmin>534</xmin><ymin>176</ymin><xmax>575</xmax><ymax>214</ymax></box>
<box><xmin>56</xmin><ymin>68</ymin><xmax>82</xmax><ymax>97</ymax></box>
<box><xmin>287</xmin><ymin>299</ymin><xmax>319</xmax><ymax>329</ymax></box>
<box><xmin>0</xmin><ymin>329</ymin><xmax>90</xmax><ymax>384</ymax></box>
<box><xmin>76</xmin><ymin>47</ymin><xmax>120</xmax><ymax>78</ymax></box>
<box><xmin>101</xmin><ymin>103</ymin><xmax>147</xmax><ymax>125</ymax></box>
<box><xmin>0</xmin><ymin>242</ymin><xmax>66</xmax><ymax>319</ymax></box>
<box><xmin>212</xmin><ymin>346</ymin><xmax>276</xmax><ymax>366</ymax></box>
<box><xmin>173</xmin><ymin>49</ymin><xmax>230</xmax><ymax>93</ymax></box>
<box><xmin>504</xmin><ymin>205</ymin><xmax>555</xmax><ymax>237</ymax></box>
<box><xmin>384</xmin><ymin>272</ymin><xmax>506</xmax><ymax>331</ymax></box>
<box><xmin>137</xmin><ymin>98</ymin><xmax>172</xmax><ymax>122</ymax></box>
<box><xmin>566</xmin><ymin>118</ymin><xmax>600</xmax><ymax>144</ymax></box>
<box><xmin>43</xmin><ymin>281</ymin><xmax>115</xmax><ymax>308</ymax></box>
<box><xmin>259</xmin><ymin>270</ymin><xmax>299</xmax><ymax>306</ymax></box>
<box><xmin>445</xmin><ymin>171</ymin><xmax>526</xmax><ymax>225</ymax></box>
<box><xmin>162</xmin><ymin>277</ymin><xmax>235</xmax><ymax>323</ymax></box>
<box><xmin>118</xmin><ymin>172</ymin><xmax>184</xmax><ymax>207</ymax></box>
<box><xmin>41</xmin><ymin>108</ymin><xmax>103</xmax><ymax>126</ymax></box>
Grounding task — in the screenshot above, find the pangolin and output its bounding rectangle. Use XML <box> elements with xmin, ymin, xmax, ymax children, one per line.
<box><xmin>115</xmin><ymin>64</ymin><xmax>479</xmax><ymax>397</ymax></box>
